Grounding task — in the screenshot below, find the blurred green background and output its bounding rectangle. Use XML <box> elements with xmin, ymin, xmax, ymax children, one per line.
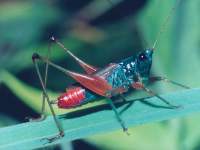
<box><xmin>0</xmin><ymin>0</ymin><xmax>199</xmax><ymax>149</ymax></box>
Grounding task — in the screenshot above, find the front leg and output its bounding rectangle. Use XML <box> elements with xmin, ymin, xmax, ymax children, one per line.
<box><xmin>131</xmin><ymin>82</ymin><xmax>180</xmax><ymax>109</ymax></box>
<box><xmin>149</xmin><ymin>76</ymin><xmax>190</xmax><ymax>89</ymax></box>
<box><xmin>106</xmin><ymin>98</ymin><xmax>129</xmax><ymax>135</ymax></box>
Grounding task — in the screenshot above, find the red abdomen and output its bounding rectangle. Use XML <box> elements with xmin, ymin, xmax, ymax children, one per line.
<box><xmin>57</xmin><ymin>87</ymin><xmax>85</xmax><ymax>108</ymax></box>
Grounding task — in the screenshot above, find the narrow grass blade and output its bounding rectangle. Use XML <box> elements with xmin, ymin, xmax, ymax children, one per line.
<box><xmin>0</xmin><ymin>88</ymin><xmax>200</xmax><ymax>149</ymax></box>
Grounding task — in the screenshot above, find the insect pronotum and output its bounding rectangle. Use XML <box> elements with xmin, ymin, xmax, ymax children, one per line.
<box><xmin>30</xmin><ymin>0</ymin><xmax>189</xmax><ymax>143</ymax></box>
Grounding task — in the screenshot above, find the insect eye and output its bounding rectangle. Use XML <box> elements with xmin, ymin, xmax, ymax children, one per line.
<box><xmin>139</xmin><ymin>53</ymin><xmax>147</xmax><ymax>61</ymax></box>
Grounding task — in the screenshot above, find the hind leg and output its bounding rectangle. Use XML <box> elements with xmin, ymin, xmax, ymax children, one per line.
<box><xmin>32</xmin><ymin>54</ymin><xmax>64</xmax><ymax>142</ymax></box>
<box><xmin>50</xmin><ymin>36</ymin><xmax>97</xmax><ymax>74</ymax></box>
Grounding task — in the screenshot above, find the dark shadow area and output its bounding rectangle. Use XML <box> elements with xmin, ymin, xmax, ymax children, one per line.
<box><xmin>72</xmin><ymin>140</ymin><xmax>100</xmax><ymax>150</ymax></box>
<box><xmin>0</xmin><ymin>85</ymin><xmax>38</xmax><ymax>122</ymax></box>
<box><xmin>193</xmin><ymin>141</ymin><xmax>200</xmax><ymax>150</ymax></box>
<box><xmin>58</xmin><ymin>95</ymin><xmax>176</xmax><ymax>120</ymax></box>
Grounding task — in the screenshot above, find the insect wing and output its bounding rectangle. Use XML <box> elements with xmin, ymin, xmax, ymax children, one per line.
<box><xmin>66</xmin><ymin>71</ymin><xmax>112</xmax><ymax>96</ymax></box>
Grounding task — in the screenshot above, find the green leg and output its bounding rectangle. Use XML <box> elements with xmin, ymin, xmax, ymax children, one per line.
<box><xmin>142</xmin><ymin>86</ymin><xmax>181</xmax><ymax>109</ymax></box>
<box><xmin>120</xmin><ymin>94</ymin><xmax>128</xmax><ymax>103</ymax></box>
<box><xmin>149</xmin><ymin>76</ymin><xmax>190</xmax><ymax>89</ymax></box>
<box><xmin>106</xmin><ymin>99</ymin><xmax>129</xmax><ymax>135</ymax></box>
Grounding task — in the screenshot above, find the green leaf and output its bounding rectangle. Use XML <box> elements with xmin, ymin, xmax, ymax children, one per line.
<box><xmin>86</xmin><ymin>121</ymin><xmax>179</xmax><ymax>150</ymax></box>
<box><xmin>0</xmin><ymin>88</ymin><xmax>200</xmax><ymax>149</ymax></box>
<box><xmin>0</xmin><ymin>1</ymin><xmax>59</xmax><ymax>46</ymax></box>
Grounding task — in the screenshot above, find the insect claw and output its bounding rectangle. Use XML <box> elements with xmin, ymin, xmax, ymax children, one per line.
<box><xmin>123</xmin><ymin>127</ymin><xmax>130</xmax><ymax>136</ymax></box>
<box><xmin>171</xmin><ymin>104</ymin><xmax>183</xmax><ymax>109</ymax></box>
<box><xmin>126</xmin><ymin>131</ymin><xmax>130</xmax><ymax>136</ymax></box>
<box><xmin>40</xmin><ymin>132</ymin><xmax>64</xmax><ymax>144</ymax></box>
<box><xmin>25</xmin><ymin>115</ymin><xmax>46</xmax><ymax>122</ymax></box>
<box><xmin>40</xmin><ymin>137</ymin><xmax>56</xmax><ymax>145</ymax></box>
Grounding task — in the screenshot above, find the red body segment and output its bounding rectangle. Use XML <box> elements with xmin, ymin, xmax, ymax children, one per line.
<box><xmin>57</xmin><ymin>87</ymin><xmax>86</xmax><ymax>108</ymax></box>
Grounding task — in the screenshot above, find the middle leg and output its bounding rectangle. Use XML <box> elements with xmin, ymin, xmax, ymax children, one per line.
<box><xmin>106</xmin><ymin>98</ymin><xmax>129</xmax><ymax>135</ymax></box>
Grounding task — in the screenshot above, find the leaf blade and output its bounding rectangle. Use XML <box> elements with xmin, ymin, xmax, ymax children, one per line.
<box><xmin>0</xmin><ymin>88</ymin><xmax>200</xmax><ymax>149</ymax></box>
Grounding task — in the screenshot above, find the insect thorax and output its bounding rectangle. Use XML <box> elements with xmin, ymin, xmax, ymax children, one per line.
<box><xmin>105</xmin><ymin>57</ymin><xmax>136</xmax><ymax>88</ymax></box>
<box><xmin>119</xmin><ymin>56</ymin><xmax>136</xmax><ymax>79</ymax></box>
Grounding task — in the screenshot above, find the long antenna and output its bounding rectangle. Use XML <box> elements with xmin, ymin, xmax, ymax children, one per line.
<box><xmin>152</xmin><ymin>0</ymin><xmax>181</xmax><ymax>49</ymax></box>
